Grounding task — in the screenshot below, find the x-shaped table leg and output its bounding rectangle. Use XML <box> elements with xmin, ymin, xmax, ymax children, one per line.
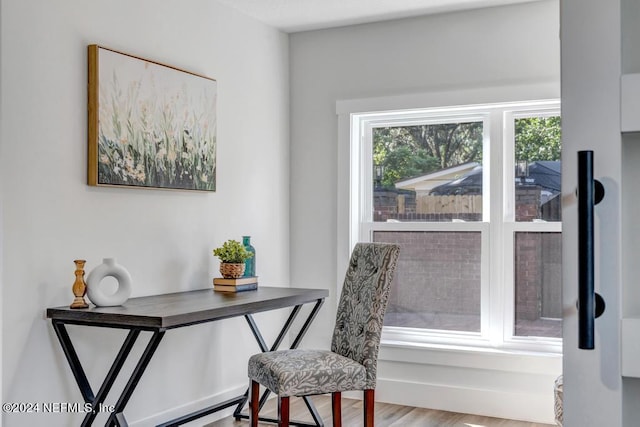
<box><xmin>52</xmin><ymin>321</ymin><xmax>165</xmax><ymax>426</ymax></box>
<box><xmin>233</xmin><ymin>298</ymin><xmax>325</xmax><ymax>427</ymax></box>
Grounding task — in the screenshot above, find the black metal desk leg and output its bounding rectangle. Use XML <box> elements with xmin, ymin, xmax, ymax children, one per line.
<box><xmin>244</xmin><ymin>313</ymin><xmax>270</xmax><ymax>352</ymax></box>
<box><xmin>81</xmin><ymin>329</ymin><xmax>141</xmax><ymax>427</ymax></box>
<box><xmin>106</xmin><ymin>330</ymin><xmax>165</xmax><ymax>426</ymax></box>
<box><xmin>290</xmin><ymin>298</ymin><xmax>324</xmax><ymax>350</ymax></box>
<box><xmin>52</xmin><ymin>321</ymin><xmax>95</xmax><ymax>403</ymax></box>
<box><xmin>269</xmin><ymin>305</ymin><xmax>303</xmax><ymax>351</ymax></box>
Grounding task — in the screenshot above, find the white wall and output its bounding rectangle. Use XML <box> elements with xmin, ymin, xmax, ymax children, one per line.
<box><xmin>0</xmin><ymin>0</ymin><xmax>289</xmax><ymax>425</ymax></box>
<box><xmin>290</xmin><ymin>1</ymin><xmax>561</xmax><ymax>422</ymax></box>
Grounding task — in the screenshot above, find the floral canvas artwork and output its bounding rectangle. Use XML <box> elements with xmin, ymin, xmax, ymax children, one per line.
<box><xmin>88</xmin><ymin>45</ymin><xmax>217</xmax><ymax>191</ymax></box>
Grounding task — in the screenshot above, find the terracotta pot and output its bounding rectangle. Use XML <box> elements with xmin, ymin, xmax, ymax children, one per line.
<box><xmin>220</xmin><ymin>262</ymin><xmax>245</xmax><ymax>278</ymax></box>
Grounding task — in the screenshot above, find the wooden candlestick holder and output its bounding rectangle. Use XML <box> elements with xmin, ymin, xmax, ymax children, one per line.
<box><xmin>70</xmin><ymin>259</ymin><xmax>89</xmax><ymax>309</ymax></box>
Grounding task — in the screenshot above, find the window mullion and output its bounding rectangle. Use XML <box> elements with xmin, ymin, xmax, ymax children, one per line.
<box><xmin>360</xmin><ymin>121</ymin><xmax>374</xmax><ymax>224</ymax></box>
<box><xmin>488</xmin><ymin>109</ymin><xmax>506</xmax><ymax>347</ymax></box>
<box><xmin>501</xmin><ymin>109</ymin><xmax>517</xmax><ymax>343</ymax></box>
<box><xmin>503</xmin><ymin>224</ymin><xmax>517</xmax><ymax>342</ymax></box>
<box><xmin>503</xmin><ymin>111</ymin><xmax>516</xmax><ymax>223</ymax></box>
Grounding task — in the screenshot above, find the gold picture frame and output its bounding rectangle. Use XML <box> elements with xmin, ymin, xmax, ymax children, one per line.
<box><xmin>88</xmin><ymin>45</ymin><xmax>217</xmax><ymax>191</ymax></box>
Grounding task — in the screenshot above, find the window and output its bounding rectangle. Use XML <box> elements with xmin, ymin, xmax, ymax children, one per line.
<box><xmin>350</xmin><ymin>100</ymin><xmax>561</xmax><ymax>352</ymax></box>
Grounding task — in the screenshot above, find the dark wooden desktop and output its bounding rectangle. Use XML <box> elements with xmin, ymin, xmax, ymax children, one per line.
<box><xmin>47</xmin><ymin>286</ymin><xmax>328</xmax><ymax>427</ymax></box>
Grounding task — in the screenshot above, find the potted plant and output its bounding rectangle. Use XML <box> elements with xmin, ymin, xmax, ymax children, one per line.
<box><xmin>213</xmin><ymin>239</ymin><xmax>254</xmax><ymax>278</ymax></box>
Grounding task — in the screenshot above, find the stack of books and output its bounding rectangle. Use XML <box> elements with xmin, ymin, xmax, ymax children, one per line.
<box><xmin>213</xmin><ymin>276</ymin><xmax>258</xmax><ymax>292</ymax></box>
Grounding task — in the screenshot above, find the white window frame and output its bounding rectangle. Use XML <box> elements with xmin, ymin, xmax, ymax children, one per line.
<box><xmin>348</xmin><ymin>99</ymin><xmax>562</xmax><ymax>354</ymax></box>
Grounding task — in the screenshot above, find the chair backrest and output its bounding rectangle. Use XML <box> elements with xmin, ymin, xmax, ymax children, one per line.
<box><xmin>331</xmin><ymin>242</ymin><xmax>400</xmax><ymax>389</ymax></box>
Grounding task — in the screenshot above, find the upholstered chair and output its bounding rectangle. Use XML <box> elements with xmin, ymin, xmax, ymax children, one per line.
<box><xmin>248</xmin><ymin>242</ymin><xmax>400</xmax><ymax>427</ymax></box>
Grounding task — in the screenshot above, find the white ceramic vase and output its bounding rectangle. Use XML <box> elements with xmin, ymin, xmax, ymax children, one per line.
<box><xmin>86</xmin><ymin>258</ymin><xmax>132</xmax><ymax>307</ymax></box>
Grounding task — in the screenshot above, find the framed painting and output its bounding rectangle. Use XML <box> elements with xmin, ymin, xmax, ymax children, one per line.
<box><xmin>88</xmin><ymin>45</ymin><xmax>217</xmax><ymax>191</ymax></box>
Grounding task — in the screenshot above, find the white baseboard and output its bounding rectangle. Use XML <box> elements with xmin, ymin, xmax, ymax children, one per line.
<box><xmin>128</xmin><ymin>375</ymin><xmax>555</xmax><ymax>425</ymax></box>
<box><xmin>129</xmin><ymin>385</ymin><xmax>247</xmax><ymax>427</ymax></box>
<box><xmin>375</xmin><ymin>378</ymin><xmax>555</xmax><ymax>424</ymax></box>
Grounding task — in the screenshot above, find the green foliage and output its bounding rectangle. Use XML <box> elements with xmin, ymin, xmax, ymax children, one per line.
<box><xmin>405</xmin><ymin>122</ymin><xmax>483</xmax><ymax>169</ymax></box>
<box><xmin>378</xmin><ymin>146</ymin><xmax>440</xmax><ymax>187</ymax></box>
<box><xmin>372</xmin><ymin>116</ymin><xmax>560</xmax><ymax>187</ymax></box>
<box><xmin>213</xmin><ymin>240</ymin><xmax>254</xmax><ymax>263</ymax></box>
<box><xmin>515</xmin><ymin>116</ymin><xmax>561</xmax><ymax>162</ymax></box>
<box><xmin>373</xmin><ymin>122</ymin><xmax>482</xmax><ymax>187</ymax></box>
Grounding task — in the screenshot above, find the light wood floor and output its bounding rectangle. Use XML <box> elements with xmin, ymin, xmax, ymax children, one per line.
<box><xmin>204</xmin><ymin>395</ymin><xmax>554</xmax><ymax>427</ymax></box>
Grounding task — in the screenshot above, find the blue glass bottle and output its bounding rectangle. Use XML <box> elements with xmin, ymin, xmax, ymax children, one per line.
<box><xmin>242</xmin><ymin>236</ymin><xmax>256</xmax><ymax>277</ymax></box>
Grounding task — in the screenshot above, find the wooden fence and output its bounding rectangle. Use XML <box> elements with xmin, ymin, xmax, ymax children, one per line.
<box><xmin>412</xmin><ymin>195</ymin><xmax>482</xmax><ymax>214</ymax></box>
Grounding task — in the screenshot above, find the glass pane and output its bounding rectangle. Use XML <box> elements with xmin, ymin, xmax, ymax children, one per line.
<box><xmin>374</xmin><ymin>231</ymin><xmax>481</xmax><ymax>332</ymax></box>
<box><xmin>514</xmin><ymin>232</ymin><xmax>562</xmax><ymax>338</ymax></box>
<box><xmin>514</xmin><ymin>116</ymin><xmax>561</xmax><ymax>222</ymax></box>
<box><xmin>373</xmin><ymin>122</ymin><xmax>483</xmax><ymax>222</ymax></box>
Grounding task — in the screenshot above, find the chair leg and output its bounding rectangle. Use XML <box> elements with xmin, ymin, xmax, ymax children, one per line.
<box><xmin>278</xmin><ymin>395</ymin><xmax>290</xmax><ymax>427</ymax></box>
<box><xmin>332</xmin><ymin>392</ymin><xmax>342</xmax><ymax>427</ymax></box>
<box><xmin>364</xmin><ymin>389</ymin><xmax>375</xmax><ymax>427</ymax></box>
<box><xmin>250</xmin><ymin>380</ymin><xmax>260</xmax><ymax>427</ymax></box>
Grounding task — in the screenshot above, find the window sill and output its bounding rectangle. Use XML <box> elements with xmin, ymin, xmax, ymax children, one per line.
<box><xmin>380</xmin><ymin>338</ymin><xmax>562</xmax><ymax>375</ymax></box>
<box><xmin>382</xmin><ymin>324</ymin><xmax>562</xmax><ymax>352</ymax></box>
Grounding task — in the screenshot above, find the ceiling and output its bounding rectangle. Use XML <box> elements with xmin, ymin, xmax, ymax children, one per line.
<box><xmin>215</xmin><ymin>0</ymin><xmax>542</xmax><ymax>33</ymax></box>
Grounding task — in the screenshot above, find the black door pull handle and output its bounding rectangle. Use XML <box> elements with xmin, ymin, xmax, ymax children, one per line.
<box><xmin>577</xmin><ymin>150</ymin><xmax>606</xmax><ymax>350</ymax></box>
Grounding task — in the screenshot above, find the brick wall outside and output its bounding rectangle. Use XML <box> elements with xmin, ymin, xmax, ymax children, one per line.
<box><xmin>374</xmin><ymin>190</ymin><xmax>416</xmax><ymax>221</ymax></box>
<box><xmin>515</xmin><ymin>185</ymin><xmax>541</xmax><ymax>222</ymax></box>
<box><xmin>515</xmin><ymin>232</ymin><xmax>562</xmax><ymax>321</ymax></box>
<box><xmin>374</xmin><ymin>231</ymin><xmax>482</xmax><ymax>321</ymax></box>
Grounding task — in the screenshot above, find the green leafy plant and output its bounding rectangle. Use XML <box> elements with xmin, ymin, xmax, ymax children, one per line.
<box><xmin>213</xmin><ymin>239</ymin><xmax>253</xmax><ymax>263</ymax></box>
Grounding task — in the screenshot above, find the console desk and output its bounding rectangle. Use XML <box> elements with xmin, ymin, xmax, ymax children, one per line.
<box><xmin>46</xmin><ymin>286</ymin><xmax>328</xmax><ymax>427</ymax></box>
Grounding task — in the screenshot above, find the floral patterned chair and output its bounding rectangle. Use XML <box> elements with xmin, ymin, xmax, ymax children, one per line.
<box><xmin>248</xmin><ymin>242</ymin><xmax>400</xmax><ymax>427</ymax></box>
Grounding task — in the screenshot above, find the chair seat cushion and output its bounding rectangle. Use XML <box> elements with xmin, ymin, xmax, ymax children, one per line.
<box><xmin>248</xmin><ymin>349</ymin><xmax>367</xmax><ymax>397</ymax></box>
